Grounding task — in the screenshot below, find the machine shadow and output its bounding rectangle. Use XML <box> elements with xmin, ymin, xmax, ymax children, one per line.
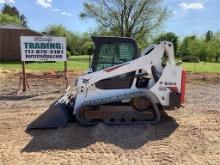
<box><xmin>0</xmin><ymin>89</ymin><xmax>63</xmax><ymax>101</ymax></box>
<box><xmin>0</xmin><ymin>95</ymin><xmax>36</xmax><ymax>101</ymax></box>
<box><xmin>22</xmin><ymin>111</ymin><xmax>178</xmax><ymax>152</ymax></box>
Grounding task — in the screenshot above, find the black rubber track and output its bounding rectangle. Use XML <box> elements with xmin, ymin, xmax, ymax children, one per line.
<box><xmin>75</xmin><ymin>90</ymin><xmax>161</xmax><ymax>126</ymax></box>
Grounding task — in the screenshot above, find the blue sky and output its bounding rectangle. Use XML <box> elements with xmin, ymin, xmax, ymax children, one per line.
<box><xmin>0</xmin><ymin>0</ymin><xmax>219</xmax><ymax>37</ymax></box>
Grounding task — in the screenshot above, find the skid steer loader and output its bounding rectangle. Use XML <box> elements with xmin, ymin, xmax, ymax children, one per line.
<box><xmin>27</xmin><ymin>36</ymin><xmax>186</xmax><ymax>129</ymax></box>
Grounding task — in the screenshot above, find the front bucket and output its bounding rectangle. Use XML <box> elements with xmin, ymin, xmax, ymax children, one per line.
<box><xmin>27</xmin><ymin>101</ymin><xmax>71</xmax><ymax>130</ymax></box>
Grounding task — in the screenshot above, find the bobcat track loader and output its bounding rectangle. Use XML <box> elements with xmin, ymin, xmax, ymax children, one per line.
<box><xmin>27</xmin><ymin>36</ymin><xmax>186</xmax><ymax>129</ymax></box>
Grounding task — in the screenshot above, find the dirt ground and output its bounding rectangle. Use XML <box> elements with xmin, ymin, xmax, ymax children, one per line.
<box><xmin>0</xmin><ymin>69</ymin><xmax>219</xmax><ymax>165</ymax></box>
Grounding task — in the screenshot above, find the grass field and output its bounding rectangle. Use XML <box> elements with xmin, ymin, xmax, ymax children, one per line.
<box><xmin>182</xmin><ymin>62</ymin><xmax>220</xmax><ymax>73</ymax></box>
<box><xmin>0</xmin><ymin>55</ymin><xmax>219</xmax><ymax>73</ymax></box>
<box><xmin>0</xmin><ymin>56</ymin><xmax>89</xmax><ymax>72</ymax></box>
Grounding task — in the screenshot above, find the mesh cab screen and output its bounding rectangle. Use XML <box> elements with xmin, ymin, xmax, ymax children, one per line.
<box><xmin>93</xmin><ymin>43</ymin><xmax>135</xmax><ymax>71</ymax></box>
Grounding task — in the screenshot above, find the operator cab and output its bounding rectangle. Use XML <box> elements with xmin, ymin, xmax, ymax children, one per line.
<box><xmin>89</xmin><ymin>36</ymin><xmax>161</xmax><ymax>89</ymax></box>
<box><xmin>89</xmin><ymin>36</ymin><xmax>141</xmax><ymax>89</ymax></box>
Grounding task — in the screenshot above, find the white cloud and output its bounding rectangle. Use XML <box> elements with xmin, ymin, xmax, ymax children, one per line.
<box><xmin>0</xmin><ymin>0</ymin><xmax>15</xmax><ymax>4</ymax></box>
<box><xmin>61</xmin><ymin>11</ymin><xmax>73</xmax><ymax>17</ymax></box>
<box><xmin>52</xmin><ymin>8</ymin><xmax>61</xmax><ymax>12</ymax></box>
<box><xmin>173</xmin><ymin>11</ymin><xmax>177</xmax><ymax>15</ymax></box>
<box><xmin>179</xmin><ymin>2</ymin><xmax>204</xmax><ymax>10</ymax></box>
<box><xmin>36</xmin><ymin>0</ymin><xmax>52</xmax><ymax>8</ymax></box>
<box><xmin>51</xmin><ymin>8</ymin><xmax>73</xmax><ymax>17</ymax></box>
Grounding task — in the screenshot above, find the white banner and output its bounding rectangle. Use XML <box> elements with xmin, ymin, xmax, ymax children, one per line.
<box><xmin>20</xmin><ymin>36</ymin><xmax>66</xmax><ymax>61</ymax></box>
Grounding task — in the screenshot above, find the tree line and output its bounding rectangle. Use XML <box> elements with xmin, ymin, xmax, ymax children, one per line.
<box><xmin>178</xmin><ymin>31</ymin><xmax>220</xmax><ymax>62</ymax></box>
<box><xmin>154</xmin><ymin>31</ymin><xmax>220</xmax><ymax>62</ymax></box>
<box><xmin>0</xmin><ymin>1</ymin><xmax>219</xmax><ymax>62</ymax></box>
<box><xmin>45</xmin><ymin>26</ymin><xmax>220</xmax><ymax>63</ymax></box>
<box><xmin>44</xmin><ymin>25</ymin><xmax>93</xmax><ymax>57</ymax></box>
<box><xmin>0</xmin><ymin>4</ymin><xmax>27</xmax><ymax>26</ymax></box>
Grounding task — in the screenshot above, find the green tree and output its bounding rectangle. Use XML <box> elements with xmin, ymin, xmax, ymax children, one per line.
<box><xmin>19</xmin><ymin>14</ymin><xmax>27</xmax><ymax>27</ymax></box>
<box><xmin>205</xmin><ymin>30</ymin><xmax>213</xmax><ymax>42</ymax></box>
<box><xmin>92</xmin><ymin>26</ymin><xmax>116</xmax><ymax>36</ymax></box>
<box><xmin>2</xmin><ymin>4</ymin><xmax>19</xmax><ymax>16</ymax></box>
<box><xmin>207</xmin><ymin>41</ymin><xmax>216</xmax><ymax>61</ymax></box>
<box><xmin>207</xmin><ymin>39</ymin><xmax>220</xmax><ymax>62</ymax></box>
<box><xmin>178</xmin><ymin>36</ymin><xmax>200</xmax><ymax>62</ymax></box>
<box><xmin>1</xmin><ymin>4</ymin><xmax>27</xmax><ymax>26</ymax></box>
<box><xmin>154</xmin><ymin>32</ymin><xmax>178</xmax><ymax>56</ymax></box>
<box><xmin>80</xmin><ymin>0</ymin><xmax>168</xmax><ymax>40</ymax></box>
<box><xmin>177</xmin><ymin>31</ymin><xmax>220</xmax><ymax>62</ymax></box>
<box><xmin>81</xmin><ymin>41</ymin><xmax>93</xmax><ymax>55</ymax></box>
<box><xmin>45</xmin><ymin>24</ymin><xmax>68</xmax><ymax>36</ymax></box>
<box><xmin>45</xmin><ymin>25</ymin><xmax>93</xmax><ymax>55</ymax></box>
<box><xmin>45</xmin><ymin>25</ymin><xmax>78</xmax><ymax>55</ymax></box>
<box><xmin>214</xmin><ymin>31</ymin><xmax>220</xmax><ymax>40</ymax></box>
<box><xmin>0</xmin><ymin>13</ymin><xmax>21</xmax><ymax>24</ymax></box>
